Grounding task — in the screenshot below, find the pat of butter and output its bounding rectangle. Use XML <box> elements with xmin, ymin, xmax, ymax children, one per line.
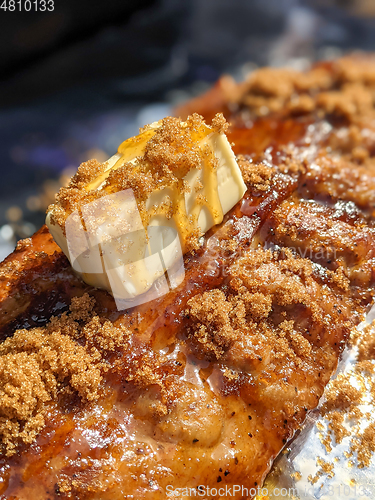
<box><xmin>46</xmin><ymin>114</ymin><xmax>246</xmax><ymax>310</ymax></box>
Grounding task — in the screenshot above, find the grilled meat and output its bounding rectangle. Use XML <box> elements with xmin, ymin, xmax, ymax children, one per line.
<box><xmin>1</xmin><ymin>56</ymin><xmax>375</xmax><ymax>499</ymax></box>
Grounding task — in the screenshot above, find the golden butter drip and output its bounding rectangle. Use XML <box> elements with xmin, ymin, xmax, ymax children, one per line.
<box><xmin>201</xmin><ymin>147</ymin><xmax>223</xmax><ymax>225</ymax></box>
<box><xmin>85</xmin><ymin>129</ymin><xmax>157</xmax><ymax>191</ymax></box>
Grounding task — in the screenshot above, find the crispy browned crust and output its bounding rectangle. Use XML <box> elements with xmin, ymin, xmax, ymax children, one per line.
<box><xmin>1</xmin><ymin>56</ymin><xmax>375</xmax><ymax>499</ymax></box>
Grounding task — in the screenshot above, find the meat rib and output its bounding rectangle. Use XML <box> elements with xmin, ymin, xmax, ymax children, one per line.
<box><xmin>1</xmin><ymin>56</ymin><xmax>375</xmax><ymax>499</ymax></box>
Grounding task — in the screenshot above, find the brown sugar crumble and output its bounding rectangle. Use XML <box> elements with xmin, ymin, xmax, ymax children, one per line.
<box><xmin>186</xmin><ymin>247</ymin><xmax>342</xmax><ymax>373</ymax></box>
<box><xmin>0</xmin><ymin>293</ymin><xmax>130</xmax><ymax>457</ymax></box>
<box><xmin>228</xmin><ymin>55</ymin><xmax>375</xmax><ymax>126</ymax></box>
<box><xmin>291</xmin><ymin>471</ymin><xmax>302</xmax><ymax>482</ymax></box>
<box><xmin>316</xmin><ymin>321</ymin><xmax>375</xmax><ymax>469</ymax></box>
<box><xmin>237</xmin><ymin>156</ymin><xmax>273</xmax><ymax>193</ymax></box>
<box><xmin>187</xmin><ymin>289</ymin><xmax>237</xmax><ymax>359</ymax></box>
<box><xmin>308</xmin><ymin>457</ymin><xmax>335</xmax><ymax>485</ymax></box>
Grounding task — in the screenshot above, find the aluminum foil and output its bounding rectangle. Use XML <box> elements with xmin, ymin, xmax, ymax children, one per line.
<box><xmin>257</xmin><ymin>307</ymin><xmax>375</xmax><ymax>500</ymax></box>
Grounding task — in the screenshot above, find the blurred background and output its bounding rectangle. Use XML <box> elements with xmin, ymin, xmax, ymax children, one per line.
<box><xmin>0</xmin><ymin>0</ymin><xmax>375</xmax><ymax>259</ymax></box>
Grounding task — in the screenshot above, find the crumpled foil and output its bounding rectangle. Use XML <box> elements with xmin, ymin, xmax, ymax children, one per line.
<box><xmin>256</xmin><ymin>306</ymin><xmax>375</xmax><ymax>500</ymax></box>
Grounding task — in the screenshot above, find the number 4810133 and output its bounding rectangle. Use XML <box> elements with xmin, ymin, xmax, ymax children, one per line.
<box><xmin>0</xmin><ymin>0</ymin><xmax>54</xmax><ymax>11</ymax></box>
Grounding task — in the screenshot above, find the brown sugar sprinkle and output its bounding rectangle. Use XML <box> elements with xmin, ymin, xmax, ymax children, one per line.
<box><xmin>351</xmin><ymin>423</ymin><xmax>375</xmax><ymax>468</ymax></box>
<box><xmin>291</xmin><ymin>471</ymin><xmax>302</xmax><ymax>482</ymax></box>
<box><xmin>232</xmin><ymin>55</ymin><xmax>375</xmax><ymax>124</ymax></box>
<box><xmin>223</xmin><ymin>367</ymin><xmax>239</xmax><ymax>381</ymax></box>
<box><xmin>237</xmin><ymin>156</ymin><xmax>273</xmax><ymax>193</ymax></box>
<box><xmin>69</xmin><ymin>158</ymin><xmax>107</xmax><ymax>190</ymax></box>
<box><xmin>321</xmin><ymin>375</ymin><xmax>362</xmax><ymax>414</ymax></box>
<box><xmin>47</xmin><ymin>113</ymin><xmax>230</xmax><ymax>243</ymax></box>
<box><xmin>187</xmin><ymin>289</ymin><xmax>237</xmax><ymax>359</ymax></box>
<box><xmin>308</xmin><ymin>457</ymin><xmax>335</xmax><ymax>485</ymax></box>
<box><xmin>186</xmin><ymin>247</ymin><xmax>339</xmax><ymax>370</ymax></box>
<box><xmin>0</xmin><ymin>294</ymin><xmax>130</xmax><ymax>457</ymax></box>
<box><xmin>317</xmin><ymin>321</ymin><xmax>375</xmax><ymax>468</ymax></box>
<box><xmin>357</xmin><ymin>323</ymin><xmax>375</xmax><ymax>362</ymax></box>
<box><xmin>288</xmin><ymin>94</ymin><xmax>315</xmax><ymax>115</ymax></box>
<box><xmin>211</xmin><ymin>112</ymin><xmax>229</xmax><ymax>134</ymax></box>
<box><xmin>326</xmin><ymin>411</ymin><xmax>350</xmax><ymax>445</ymax></box>
<box><xmin>15</xmin><ymin>237</ymin><xmax>32</xmax><ymax>251</ymax></box>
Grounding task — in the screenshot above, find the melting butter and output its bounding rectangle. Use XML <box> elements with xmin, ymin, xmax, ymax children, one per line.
<box><xmin>46</xmin><ymin>116</ymin><xmax>246</xmax><ymax>309</ymax></box>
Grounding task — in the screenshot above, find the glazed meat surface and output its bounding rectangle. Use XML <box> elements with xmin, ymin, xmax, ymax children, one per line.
<box><xmin>1</xmin><ymin>56</ymin><xmax>375</xmax><ymax>499</ymax></box>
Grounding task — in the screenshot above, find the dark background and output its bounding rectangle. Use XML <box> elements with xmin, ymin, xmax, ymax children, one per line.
<box><xmin>0</xmin><ymin>0</ymin><xmax>374</xmax><ymax>258</ymax></box>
